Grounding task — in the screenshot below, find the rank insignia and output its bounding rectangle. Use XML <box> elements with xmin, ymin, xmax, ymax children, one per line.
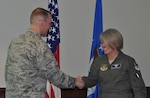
<box><xmin>100</xmin><ymin>64</ymin><xmax>108</xmax><ymax>71</ymax></box>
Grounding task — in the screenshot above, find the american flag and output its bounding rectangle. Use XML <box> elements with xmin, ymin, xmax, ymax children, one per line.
<box><xmin>46</xmin><ymin>0</ymin><xmax>61</xmax><ymax>98</ymax></box>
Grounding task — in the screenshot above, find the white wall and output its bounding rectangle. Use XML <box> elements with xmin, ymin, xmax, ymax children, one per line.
<box><xmin>0</xmin><ymin>0</ymin><xmax>150</xmax><ymax>87</ymax></box>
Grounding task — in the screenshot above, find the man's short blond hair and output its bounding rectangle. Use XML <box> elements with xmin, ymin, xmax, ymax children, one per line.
<box><xmin>30</xmin><ymin>7</ymin><xmax>51</xmax><ymax>24</ymax></box>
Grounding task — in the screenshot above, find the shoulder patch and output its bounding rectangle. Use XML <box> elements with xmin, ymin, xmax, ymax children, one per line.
<box><xmin>133</xmin><ymin>59</ymin><xmax>140</xmax><ymax>71</ymax></box>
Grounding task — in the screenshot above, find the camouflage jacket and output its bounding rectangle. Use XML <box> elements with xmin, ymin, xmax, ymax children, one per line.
<box><xmin>5</xmin><ymin>28</ymin><xmax>75</xmax><ymax>98</ymax></box>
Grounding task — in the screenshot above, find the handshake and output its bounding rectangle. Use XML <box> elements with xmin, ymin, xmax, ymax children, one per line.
<box><xmin>75</xmin><ymin>76</ymin><xmax>85</xmax><ymax>89</ymax></box>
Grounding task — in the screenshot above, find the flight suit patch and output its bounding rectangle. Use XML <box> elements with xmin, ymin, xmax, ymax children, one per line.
<box><xmin>134</xmin><ymin>62</ymin><xmax>140</xmax><ymax>71</ymax></box>
<box><xmin>100</xmin><ymin>64</ymin><xmax>108</xmax><ymax>71</ymax></box>
<box><xmin>111</xmin><ymin>64</ymin><xmax>121</xmax><ymax>69</ymax></box>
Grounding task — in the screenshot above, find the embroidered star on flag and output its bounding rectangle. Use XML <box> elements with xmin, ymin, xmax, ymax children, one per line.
<box><xmin>47</xmin><ymin>0</ymin><xmax>60</xmax><ymax>53</ymax></box>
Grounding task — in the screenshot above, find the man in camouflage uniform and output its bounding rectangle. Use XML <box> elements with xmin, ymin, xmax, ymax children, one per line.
<box><xmin>5</xmin><ymin>7</ymin><xmax>77</xmax><ymax>98</ymax></box>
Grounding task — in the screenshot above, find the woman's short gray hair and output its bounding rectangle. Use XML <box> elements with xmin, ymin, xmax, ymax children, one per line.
<box><xmin>100</xmin><ymin>28</ymin><xmax>123</xmax><ymax>50</ymax></box>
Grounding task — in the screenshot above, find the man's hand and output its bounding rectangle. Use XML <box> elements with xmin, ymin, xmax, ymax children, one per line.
<box><xmin>75</xmin><ymin>76</ymin><xmax>85</xmax><ymax>89</ymax></box>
